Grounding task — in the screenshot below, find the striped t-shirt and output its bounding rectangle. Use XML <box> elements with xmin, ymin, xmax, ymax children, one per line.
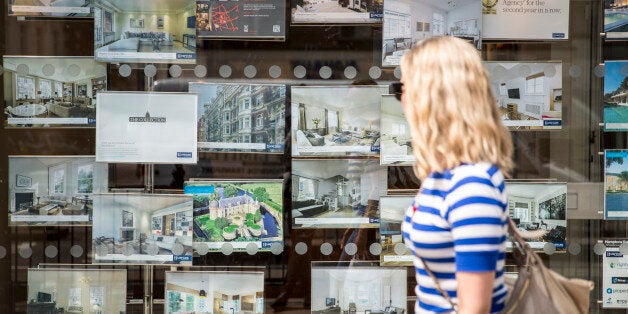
<box><xmin>401</xmin><ymin>162</ymin><xmax>508</xmax><ymax>314</ymax></box>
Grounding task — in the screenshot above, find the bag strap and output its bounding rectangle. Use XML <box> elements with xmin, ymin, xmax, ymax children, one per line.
<box><xmin>415</xmin><ymin>254</ymin><xmax>458</xmax><ymax>312</ymax></box>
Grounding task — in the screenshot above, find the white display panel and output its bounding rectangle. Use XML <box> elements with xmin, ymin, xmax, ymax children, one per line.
<box><xmin>9</xmin><ymin>0</ymin><xmax>93</xmax><ymax>17</ymax></box>
<box><xmin>291</xmin><ymin>0</ymin><xmax>382</xmax><ymax>24</ymax></box>
<box><xmin>96</xmin><ymin>92</ymin><xmax>198</xmax><ymax>164</ymax></box>
<box><xmin>602</xmin><ymin>239</ymin><xmax>628</xmax><ymax>308</ymax></box>
<box><xmin>482</xmin><ymin>0</ymin><xmax>569</xmax><ymax>40</ymax></box>
<box><xmin>379</xmin><ymin>196</ymin><xmax>414</xmax><ymax>266</ymax></box>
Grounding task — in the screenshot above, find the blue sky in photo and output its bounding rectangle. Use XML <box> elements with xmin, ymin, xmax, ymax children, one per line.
<box><xmin>189</xmin><ymin>83</ymin><xmax>219</xmax><ymax>115</ymax></box>
<box><xmin>606</xmin><ymin>150</ymin><xmax>628</xmax><ymax>173</ymax></box>
<box><xmin>604</xmin><ymin>61</ymin><xmax>628</xmax><ymax>94</ymax></box>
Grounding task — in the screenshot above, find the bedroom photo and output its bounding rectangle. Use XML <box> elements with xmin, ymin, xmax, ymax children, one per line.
<box><xmin>380</xmin><ymin>95</ymin><xmax>413</xmax><ymax>165</ymax></box>
<box><xmin>93</xmin><ymin>0</ymin><xmax>196</xmax><ymax>64</ymax></box>
<box><xmin>292</xmin><ymin>159</ymin><xmax>386</xmax><ymax>229</ymax></box>
<box><xmin>291</xmin><ymin>85</ymin><xmax>387</xmax><ymax>157</ymax></box>
<box><xmin>379</xmin><ymin>196</ymin><xmax>413</xmax><ymax>266</ymax></box>
<box><xmin>9</xmin><ymin>0</ymin><xmax>93</xmax><ymax>17</ymax></box>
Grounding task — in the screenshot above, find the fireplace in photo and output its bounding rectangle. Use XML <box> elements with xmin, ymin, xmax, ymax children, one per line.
<box><xmin>120</xmin><ymin>229</ymin><xmax>134</xmax><ymax>242</ymax></box>
<box><xmin>14</xmin><ymin>192</ymin><xmax>34</xmax><ymax>212</ymax></box>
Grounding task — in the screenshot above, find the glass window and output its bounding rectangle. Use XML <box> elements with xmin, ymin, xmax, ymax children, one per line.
<box><xmin>50</xmin><ymin>164</ymin><xmax>66</xmax><ymax>195</ymax></box>
<box><xmin>16</xmin><ymin>76</ymin><xmax>35</xmax><ymax>99</ymax></box>
<box><xmin>526</xmin><ymin>74</ymin><xmax>545</xmax><ymax>95</ymax></box>
<box><xmin>76</xmin><ymin>164</ymin><xmax>94</xmax><ymax>194</ymax></box>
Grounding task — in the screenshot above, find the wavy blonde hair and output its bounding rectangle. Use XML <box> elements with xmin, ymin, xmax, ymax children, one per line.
<box><xmin>400</xmin><ymin>36</ymin><xmax>513</xmax><ymax>179</ymax></box>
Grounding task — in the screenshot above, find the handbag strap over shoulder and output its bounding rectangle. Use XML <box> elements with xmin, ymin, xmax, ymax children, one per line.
<box><xmin>415</xmin><ymin>254</ymin><xmax>458</xmax><ymax>312</ymax></box>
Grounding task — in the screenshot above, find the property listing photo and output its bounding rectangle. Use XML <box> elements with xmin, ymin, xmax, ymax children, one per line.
<box><xmin>380</xmin><ymin>95</ymin><xmax>413</xmax><ymax>166</ymax></box>
<box><xmin>291</xmin><ymin>85</ymin><xmax>387</xmax><ymax>157</ymax></box>
<box><xmin>291</xmin><ymin>0</ymin><xmax>383</xmax><ymax>24</ymax></box>
<box><xmin>311</xmin><ymin>264</ymin><xmax>407</xmax><ymax>314</ymax></box>
<box><xmin>190</xmin><ymin>83</ymin><xmax>286</xmax><ymax>153</ymax></box>
<box><xmin>9</xmin><ymin>0</ymin><xmax>93</xmax><ymax>17</ymax></box>
<box><xmin>379</xmin><ymin>196</ymin><xmax>413</xmax><ymax>266</ymax></box>
<box><xmin>605</xmin><ymin>149</ymin><xmax>628</xmax><ymax>219</ymax></box>
<box><xmin>92</xmin><ymin>193</ymin><xmax>194</xmax><ymax>264</ymax></box>
<box><xmin>605</xmin><ymin>0</ymin><xmax>628</xmax><ymax>39</ymax></box>
<box><xmin>485</xmin><ymin>61</ymin><xmax>563</xmax><ymax>130</ymax></box>
<box><xmin>292</xmin><ymin>159</ymin><xmax>387</xmax><ymax>229</ymax></box>
<box><xmin>184</xmin><ymin>180</ymin><xmax>283</xmax><ymax>251</ymax></box>
<box><xmin>3</xmin><ymin>56</ymin><xmax>106</xmax><ymax>127</ymax></box>
<box><xmin>93</xmin><ymin>0</ymin><xmax>196</xmax><ymax>64</ymax></box>
<box><xmin>27</xmin><ymin>268</ymin><xmax>126</xmax><ymax>314</ymax></box>
<box><xmin>505</xmin><ymin>183</ymin><xmax>567</xmax><ymax>251</ymax></box>
<box><xmin>165</xmin><ymin>271</ymin><xmax>264</xmax><ymax>314</ymax></box>
<box><xmin>8</xmin><ymin>156</ymin><xmax>108</xmax><ymax>226</ymax></box>
<box><xmin>382</xmin><ymin>0</ymin><xmax>481</xmax><ymax>67</ymax></box>
<box><xmin>603</xmin><ymin>61</ymin><xmax>628</xmax><ymax>130</ymax></box>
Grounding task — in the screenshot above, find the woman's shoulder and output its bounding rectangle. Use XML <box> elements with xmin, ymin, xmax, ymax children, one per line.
<box><xmin>448</xmin><ymin>162</ymin><xmax>505</xmax><ymax>187</ymax></box>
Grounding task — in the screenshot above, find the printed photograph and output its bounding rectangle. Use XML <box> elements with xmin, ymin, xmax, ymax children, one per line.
<box><xmin>604</xmin><ymin>61</ymin><xmax>628</xmax><ymax>130</ymax></box>
<box><xmin>506</xmin><ymin>183</ymin><xmax>567</xmax><ymax>250</ymax></box>
<box><xmin>184</xmin><ymin>180</ymin><xmax>283</xmax><ymax>251</ymax></box>
<box><xmin>311</xmin><ymin>265</ymin><xmax>407</xmax><ymax>314</ymax></box>
<box><xmin>382</xmin><ymin>0</ymin><xmax>481</xmax><ymax>67</ymax></box>
<box><xmin>605</xmin><ymin>150</ymin><xmax>628</xmax><ymax>219</ymax></box>
<box><xmin>291</xmin><ymin>85</ymin><xmax>387</xmax><ymax>157</ymax></box>
<box><xmin>8</xmin><ymin>156</ymin><xmax>108</xmax><ymax>226</ymax></box>
<box><xmin>9</xmin><ymin>0</ymin><xmax>93</xmax><ymax>17</ymax></box>
<box><xmin>605</xmin><ymin>0</ymin><xmax>628</xmax><ymax>39</ymax></box>
<box><xmin>292</xmin><ymin>159</ymin><xmax>386</xmax><ymax>229</ymax></box>
<box><xmin>379</xmin><ymin>196</ymin><xmax>413</xmax><ymax>266</ymax></box>
<box><xmin>485</xmin><ymin>61</ymin><xmax>563</xmax><ymax>130</ymax></box>
<box><xmin>291</xmin><ymin>0</ymin><xmax>383</xmax><ymax>24</ymax></box>
<box><xmin>3</xmin><ymin>56</ymin><xmax>106</xmax><ymax>127</ymax></box>
<box><xmin>165</xmin><ymin>271</ymin><xmax>264</xmax><ymax>314</ymax></box>
<box><xmin>92</xmin><ymin>193</ymin><xmax>194</xmax><ymax>264</ymax></box>
<box><xmin>380</xmin><ymin>95</ymin><xmax>413</xmax><ymax>165</ymax></box>
<box><xmin>27</xmin><ymin>269</ymin><xmax>127</xmax><ymax>314</ymax></box>
<box><xmin>94</xmin><ymin>0</ymin><xmax>196</xmax><ymax>64</ymax></box>
<box><xmin>196</xmin><ymin>0</ymin><xmax>286</xmax><ymax>39</ymax></box>
<box><xmin>190</xmin><ymin>83</ymin><xmax>286</xmax><ymax>153</ymax></box>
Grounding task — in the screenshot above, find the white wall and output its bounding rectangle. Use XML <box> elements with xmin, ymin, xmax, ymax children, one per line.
<box><xmin>499</xmin><ymin>64</ymin><xmax>562</xmax><ymax>118</ymax></box>
<box><xmin>8</xmin><ymin>157</ymin><xmax>48</xmax><ymax>212</ymax></box>
<box><xmin>446</xmin><ymin>1</ymin><xmax>481</xmax><ymax>34</ymax></box>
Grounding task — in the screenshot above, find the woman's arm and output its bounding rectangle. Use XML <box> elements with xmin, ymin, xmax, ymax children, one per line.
<box><xmin>456</xmin><ymin>271</ymin><xmax>495</xmax><ymax>314</ymax></box>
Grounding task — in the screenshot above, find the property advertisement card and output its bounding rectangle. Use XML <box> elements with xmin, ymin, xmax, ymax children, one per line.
<box><xmin>196</xmin><ymin>0</ymin><xmax>286</xmax><ymax>40</ymax></box>
<box><xmin>380</xmin><ymin>196</ymin><xmax>414</xmax><ymax>266</ymax></box>
<box><xmin>605</xmin><ymin>150</ymin><xmax>628</xmax><ymax>219</ymax></box>
<box><xmin>291</xmin><ymin>85</ymin><xmax>387</xmax><ymax>157</ymax></box>
<box><xmin>482</xmin><ymin>0</ymin><xmax>569</xmax><ymax>40</ymax></box>
<box><xmin>603</xmin><ymin>61</ymin><xmax>628</xmax><ymax>131</ymax></box>
<box><xmin>189</xmin><ymin>83</ymin><xmax>286</xmax><ymax>153</ymax></box>
<box><xmin>28</xmin><ymin>269</ymin><xmax>127</xmax><ymax>314</ymax></box>
<box><xmin>92</xmin><ymin>193</ymin><xmax>194</xmax><ymax>265</ymax></box>
<box><xmin>9</xmin><ymin>0</ymin><xmax>93</xmax><ymax>17</ymax></box>
<box><xmin>382</xmin><ymin>0</ymin><xmax>481</xmax><ymax>67</ymax></box>
<box><xmin>94</xmin><ymin>0</ymin><xmax>196</xmax><ymax>64</ymax></box>
<box><xmin>8</xmin><ymin>156</ymin><xmax>108</xmax><ymax>226</ymax></box>
<box><xmin>3</xmin><ymin>56</ymin><xmax>106</xmax><ymax>128</ymax></box>
<box><xmin>380</xmin><ymin>95</ymin><xmax>413</xmax><ymax>165</ymax></box>
<box><xmin>505</xmin><ymin>182</ymin><xmax>567</xmax><ymax>251</ymax></box>
<box><xmin>291</xmin><ymin>0</ymin><xmax>382</xmax><ymax>24</ymax></box>
<box><xmin>485</xmin><ymin>61</ymin><xmax>563</xmax><ymax>130</ymax></box>
<box><xmin>605</xmin><ymin>2</ymin><xmax>628</xmax><ymax>39</ymax></box>
<box><xmin>96</xmin><ymin>92</ymin><xmax>198</xmax><ymax>164</ymax></box>
<box><xmin>311</xmin><ymin>264</ymin><xmax>407</xmax><ymax>313</ymax></box>
<box><xmin>184</xmin><ymin>180</ymin><xmax>284</xmax><ymax>252</ymax></box>
<box><xmin>166</xmin><ymin>271</ymin><xmax>264</xmax><ymax>313</ymax></box>
<box><xmin>602</xmin><ymin>239</ymin><xmax>628</xmax><ymax>308</ymax></box>
<box><xmin>292</xmin><ymin>159</ymin><xmax>386</xmax><ymax>229</ymax></box>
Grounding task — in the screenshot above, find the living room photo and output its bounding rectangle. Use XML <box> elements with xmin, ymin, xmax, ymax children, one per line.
<box><xmin>92</xmin><ymin>193</ymin><xmax>194</xmax><ymax>264</ymax></box>
<box><xmin>382</xmin><ymin>0</ymin><xmax>481</xmax><ymax>67</ymax></box>
<box><xmin>8</xmin><ymin>156</ymin><xmax>108</xmax><ymax>226</ymax></box>
<box><xmin>93</xmin><ymin>0</ymin><xmax>196</xmax><ymax>64</ymax></box>
<box><xmin>3</xmin><ymin>56</ymin><xmax>106</xmax><ymax>127</ymax></box>
<box><xmin>291</xmin><ymin>85</ymin><xmax>387</xmax><ymax>157</ymax></box>
<box><xmin>291</xmin><ymin>159</ymin><xmax>386</xmax><ymax>228</ymax></box>
<box><xmin>380</xmin><ymin>95</ymin><xmax>413</xmax><ymax>166</ymax></box>
<box><xmin>165</xmin><ymin>271</ymin><xmax>264</xmax><ymax>314</ymax></box>
<box><xmin>379</xmin><ymin>196</ymin><xmax>413</xmax><ymax>266</ymax></box>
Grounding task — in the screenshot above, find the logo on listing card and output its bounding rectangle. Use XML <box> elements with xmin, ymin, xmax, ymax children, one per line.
<box><xmin>177</xmin><ymin>152</ymin><xmax>193</xmax><ymax>158</ymax></box>
<box><xmin>173</xmin><ymin>255</ymin><xmax>192</xmax><ymax>263</ymax></box>
<box><xmin>129</xmin><ymin>111</ymin><xmax>166</xmax><ymax>123</ymax></box>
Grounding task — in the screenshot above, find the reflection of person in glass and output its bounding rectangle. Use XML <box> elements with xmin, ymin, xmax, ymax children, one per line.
<box><xmin>400</xmin><ymin>37</ymin><xmax>514</xmax><ymax>314</ymax></box>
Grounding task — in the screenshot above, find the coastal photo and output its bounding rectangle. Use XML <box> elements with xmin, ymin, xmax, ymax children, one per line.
<box><xmin>292</xmin><ymin>159</ymin><xmax>386</xmax><ymax>229</ymax></box>
<box><xmin>380</xmin><ymin>95</ymin><xmax>413</xmax><ymax>165</ymax></box>
<box><xmin>311</xmin><ymin>265</ymin><xmax>406</xmax><ymax>314</ymax></box>
<box><xmin>382</xmin><ymin>0</ymin><xmax>481</xmax><ymax>67</ymax></box>
<box><xmin>94</xmin><ymin>0</ymin><xmax>196</xmax><ymax>64</ymax></box>
<box><xmin>9</xmin><ymin>0</ymin><xmax>93</xmax><ymax>17</ymax></box>
<box><xmin>184</xmin><ymin>180</ymin><xmax>283</xmax><ymax>252</ymax></box>
<box><xmin>8</xmin><ymin>156</ymin><xmax>108</xmax><ymax>226</ymax></box>
<box><xmin>92</xmin><ymin>193</ymin><xmax>193</xmax><ymax>264</ymax></box>
<box><xmin>605</xmin><ymin>150</ymin><xmax>628</xmax><ymax>219</ymax></box>
<box><xmin>27</xmin><ymin>269</ymin><xmax>126</xmax><ymax>314</ymax></box>
<box><xmin>505</xmin><ymin>183</ymin><xmax>567</xmax><ymax>251</ymax></box>
<box><xmin>165</xmin><ymin>271</ymin><xmax>264</xmax><ymax>314</ymax></box>
<box><xmin>379</xmin><ymin>196</ymin><xmax>413</xmax><ymax>266</ymax></box>
<box><xmin>603</xmin><ymin>61</ymin><xmax>628</xmax><ymax>130</ymax></box>
<box><xmin>190</xmin><ymin>83</ymin><xmax>286</xmax><ymax>153</ymax></box>
<box><xmin>291</xmin><ymin>85</ymin><xmax>387</xmax><ymax>157</ymax></box>
<box><xmin>3</xmin><ymin>56</ymin><xmax>106</xmax><ymax>127</ymax></box>
<box><xmin>605</xmin><ymin>0</ymin><xmax>628</xmax><ymax>39</ymax></box>
<box><xmin>291</xmin><ymin>0</ymin><xmax>383</xmax><ymax>24</ymax></box>
<box><xmin>485</xmin><ymin>61</ymin><xmax>563</xmax><ymax>130</ymax></box>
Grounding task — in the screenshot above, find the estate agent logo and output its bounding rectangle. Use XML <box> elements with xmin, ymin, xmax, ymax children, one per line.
<box><xmin>483</xmin><ymin>0</ymin><xmax>498</xmax><ymax>14</ymax></box>
<box><xmin>129</xmin><ymin>111</ymin><xmax>167</xmax><ymax>123</ymax></box>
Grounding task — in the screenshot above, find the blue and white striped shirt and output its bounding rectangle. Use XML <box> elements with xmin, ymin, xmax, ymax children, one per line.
<box><xmin>401</xmin><ymin>163</ymin><xmax>508</xmax><ymax>314</ymax></box>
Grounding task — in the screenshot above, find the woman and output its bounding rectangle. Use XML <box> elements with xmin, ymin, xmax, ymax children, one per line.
<box><xmin>400</xmin><ymin>36</ymin><xmax>514</xmax><ymax>314</ymax></box>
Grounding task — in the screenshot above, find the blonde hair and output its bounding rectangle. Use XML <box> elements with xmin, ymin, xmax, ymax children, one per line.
<box><xmin>400</xmin><ymin>36</ymin><xmax>513</xmax><ymax>179</ymax></box>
